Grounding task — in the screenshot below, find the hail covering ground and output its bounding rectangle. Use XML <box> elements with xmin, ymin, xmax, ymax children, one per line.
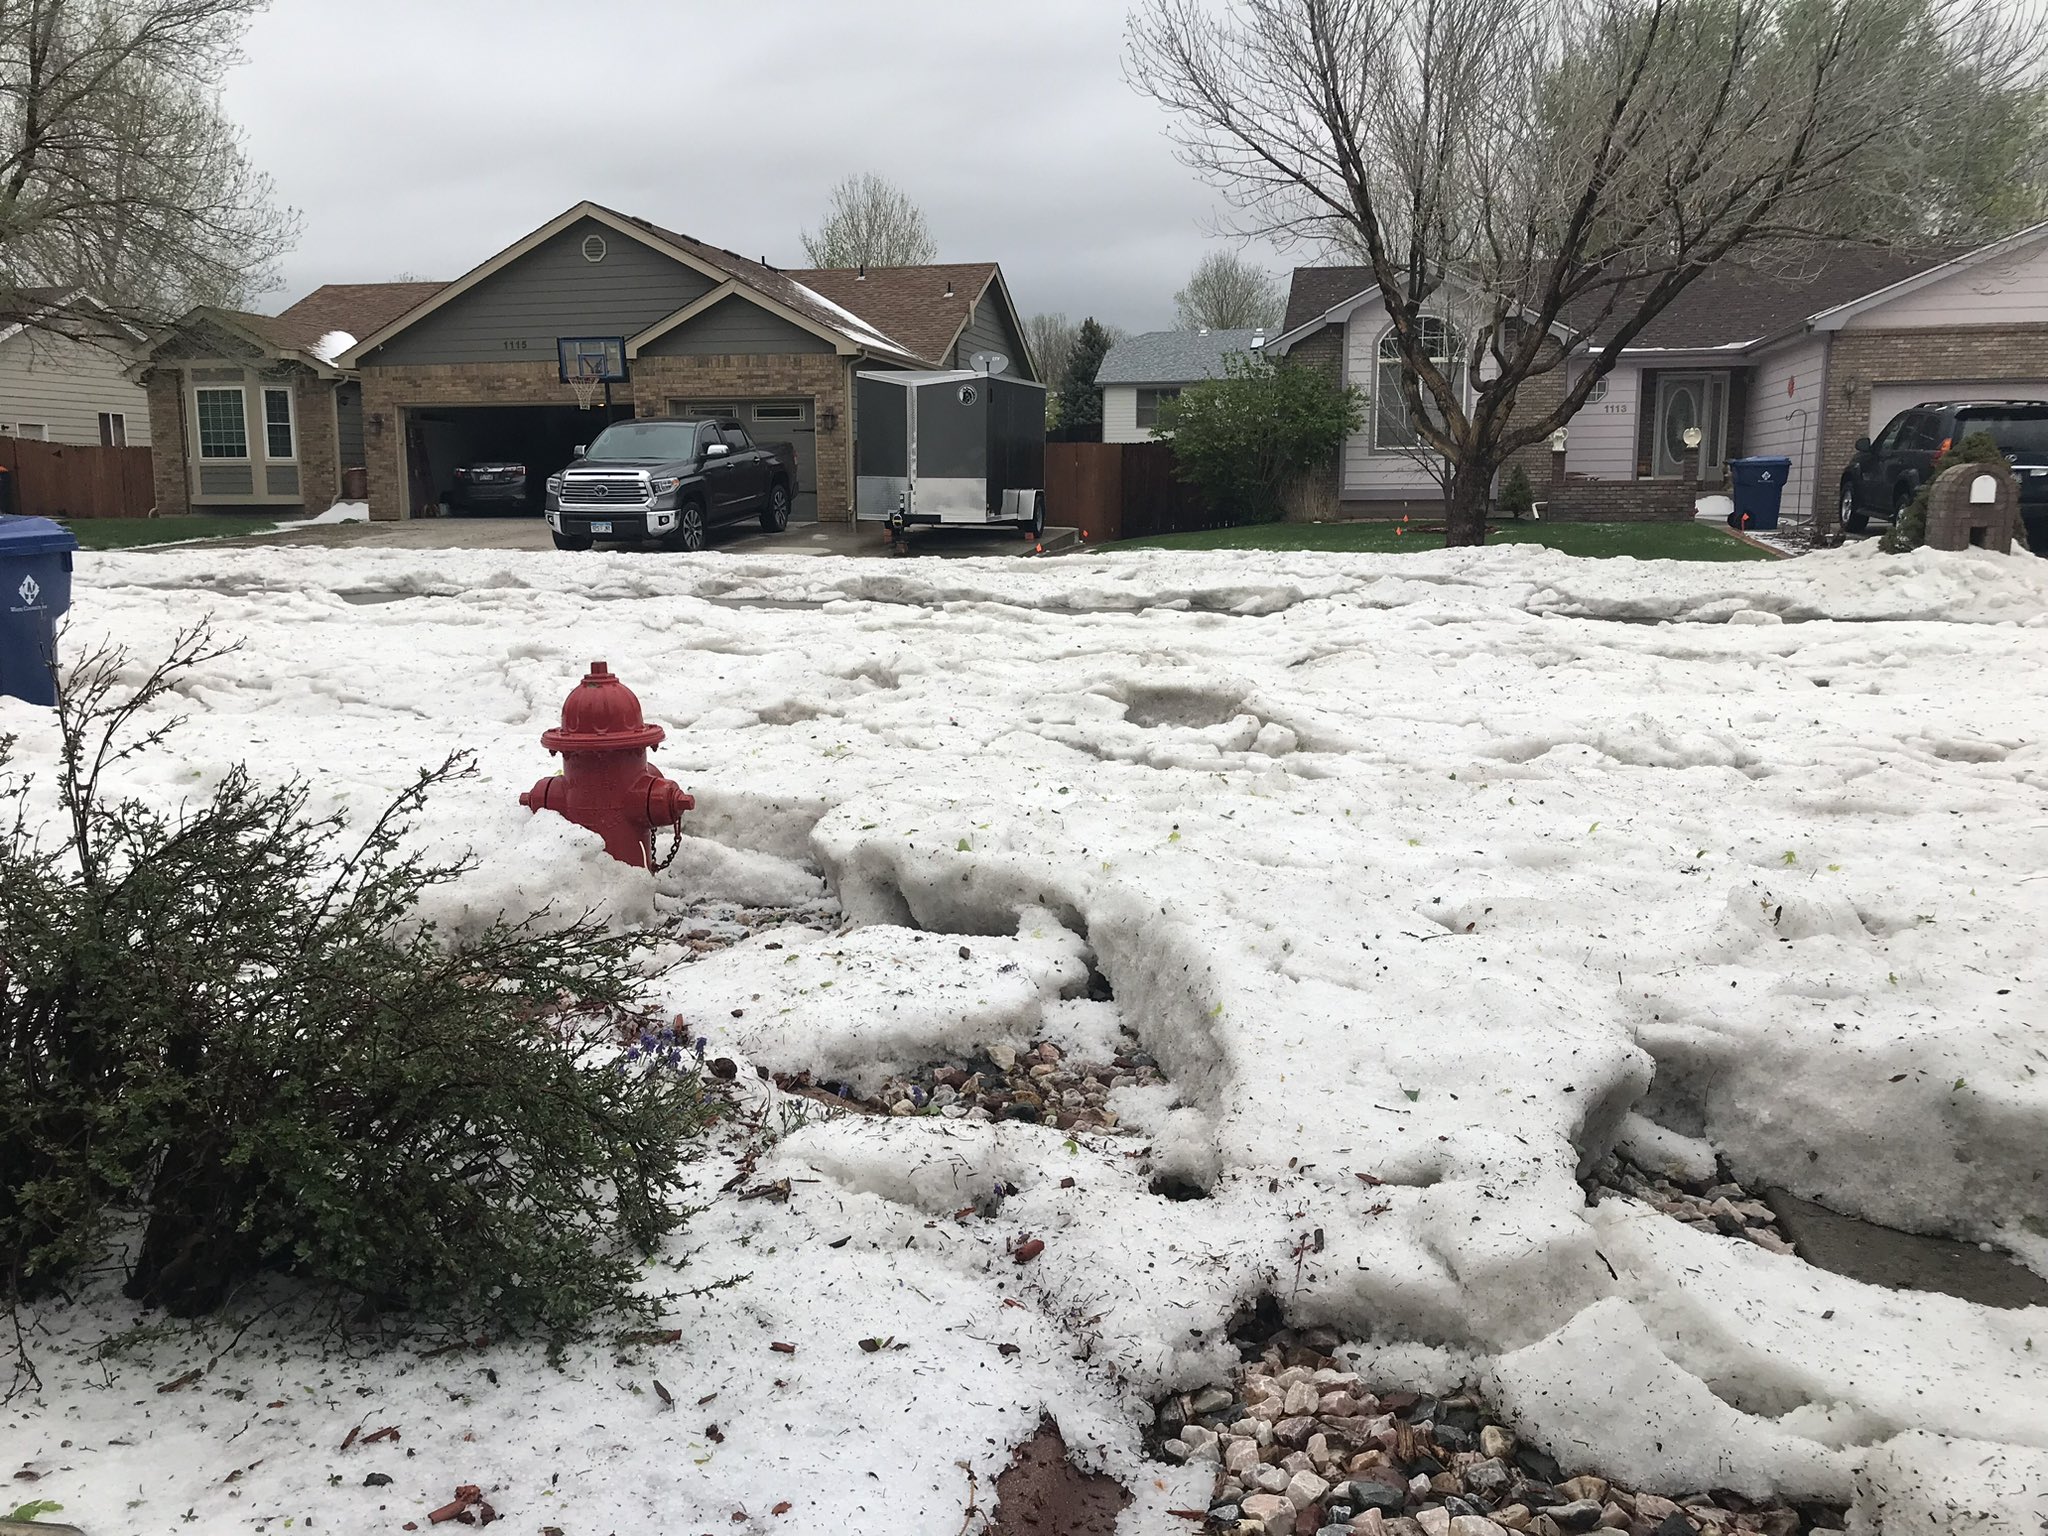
<box><xmin>5</xmin><ymin>542</ymin><xmax>2048</xmax><ymax>1534</ymax></box>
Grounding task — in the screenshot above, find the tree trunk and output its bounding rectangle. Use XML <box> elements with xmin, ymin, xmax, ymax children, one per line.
<box><xmin>1443</xmin><ymin>462</ymin><xmax>1493</xmax><ymax>547</ymax></box>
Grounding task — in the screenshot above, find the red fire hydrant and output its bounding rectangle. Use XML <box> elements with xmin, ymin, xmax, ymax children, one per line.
<box><xmin>520</xmin><ymin>661</ymin><xmax>693</xmax><ymax>869</ymax></box>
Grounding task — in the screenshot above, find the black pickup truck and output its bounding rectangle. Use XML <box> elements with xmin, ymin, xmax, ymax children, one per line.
<box><xmin>544</xmin><ymin>417</ymin><xmax>796</xmax><ymax>551</ymax></box>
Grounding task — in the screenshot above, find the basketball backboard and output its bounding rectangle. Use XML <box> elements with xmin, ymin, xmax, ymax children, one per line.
<box><xmin>556</xmin><ymin>337</ymin><xmax>628</xmax><ymax>383</ymax></box>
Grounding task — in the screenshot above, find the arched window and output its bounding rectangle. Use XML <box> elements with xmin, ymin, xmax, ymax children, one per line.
<box><xmin>1375</xmin><ymin>316</ymin><xmax>1460</xmax><ymax>451</ymax></box>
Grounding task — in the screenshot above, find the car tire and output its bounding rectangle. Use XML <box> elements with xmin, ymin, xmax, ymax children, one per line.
<box><xmin>1892</xmin><ymin>485</ymin><xmax>1915</xmax><ymax>526</ymax></box>
<box><xmin>760</xmin><ymin>481</ymin><xmax>791</xmax><ymax>532</ymax></box>
<box><xmin>671</xmin><ymin>500</ymin><xmax>707</xmax><ymax>552</ymax></box>
<box><xmin>1838</xmin><ymin>482</ymin><xmax>1870</xmax><ymax>535</ymax></box>
<box><xmin>552</xmin><ymin>532</ymin><xmax>593</xmax><ymax>551</ymax></box>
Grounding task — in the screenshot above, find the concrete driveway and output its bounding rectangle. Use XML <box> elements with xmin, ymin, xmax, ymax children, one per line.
<box><xmin>207</xmin><ymin>514</ymin><xmax>1074</xmax><ymax>559</ymax></box>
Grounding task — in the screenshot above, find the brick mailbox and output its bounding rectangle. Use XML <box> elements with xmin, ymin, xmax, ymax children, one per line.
<box><xmin>1924</xmin><ymin>460</ymin><xmax>2020</xmax><ymax>553</ymax></box>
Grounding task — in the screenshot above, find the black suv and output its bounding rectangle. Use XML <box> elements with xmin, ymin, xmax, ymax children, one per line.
<box><xmin>1840</xmin><ymin>400</ymin><xmax>2048</xmax><ymax>546</ymax></box>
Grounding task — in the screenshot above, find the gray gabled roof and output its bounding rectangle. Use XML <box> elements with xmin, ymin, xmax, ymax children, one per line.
<box><xmin>1095</xmin><ymin>327</ymin><xmax>1263</xmax><ymax>386</ymax></box>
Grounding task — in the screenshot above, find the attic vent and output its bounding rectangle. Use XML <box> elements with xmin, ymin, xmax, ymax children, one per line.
<box><xmin>582</xmin><ymin>234</ymin><xmax>607</xmax><ymax>264</ymax></box>
<box><xmin>944</xmin><ymin>279</ymin><xmax>954</xmax><ymax>297</ymax></box>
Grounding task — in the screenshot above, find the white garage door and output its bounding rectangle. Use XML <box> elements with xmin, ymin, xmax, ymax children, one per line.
<box><xmin>1869</xmin><ymin>381</ymin><xmax>2048</xmax><ymax>435</ymax></box>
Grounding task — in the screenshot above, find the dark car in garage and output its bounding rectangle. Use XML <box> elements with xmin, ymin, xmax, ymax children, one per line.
<box><xmin>448</xmin><ymin>460</ymin><xmax>534</xmax><ymax>513</ymax></box>
<box><xmin>1840</xmin><ymin>401</ymin><xmax>2048</xmax><ymax>548</ymax></box>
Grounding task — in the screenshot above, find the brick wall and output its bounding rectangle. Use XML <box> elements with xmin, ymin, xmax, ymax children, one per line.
<box><xmin>630</xmin><ymin>354</ymin><xmax>853</xmax><ymax>520</ymax></box>
<box><xmin>1816</xmin><ymin>324</ymin><xmax>2048</xmax><ymax>538</ymax></box>
<box><xmin>294</xmin><ymin>373</ymin><xmax>340</xmax><ymax>515</ymax></box>
<box><xmin>357</xmin><ymin>354</ymin><xmax>855</xmax><ymax>521</ymax></box>
<box><xmin>143</xmin><ymin>372</ymin><xmax>188</xmax><ymax>516</ymax></box>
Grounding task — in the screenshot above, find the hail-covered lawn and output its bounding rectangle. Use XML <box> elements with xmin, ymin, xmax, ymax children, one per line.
<box><xmin>5</xmin><ymin>540</ymin><xmax>2046</xmax><ymax>1535</ymax></box>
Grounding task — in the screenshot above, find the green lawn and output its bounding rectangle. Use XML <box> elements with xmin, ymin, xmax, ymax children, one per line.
<box><xmin>1112</xmin><ymin>518</ymin><xmax>1779</xmax><ymax>561</ymax></box>
<box><xmin>61</xmin><ymin>515</ymin><xmax>280</xmax><ymax>550</ymax></box>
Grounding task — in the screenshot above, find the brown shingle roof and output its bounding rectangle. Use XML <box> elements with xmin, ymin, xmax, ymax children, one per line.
<box><xmin>785</xmin><ymin>264</ymin><xmax>998</xmax><ymax>368</ymax></box>
<box><xmin>1283</xmin><ymin>244</ymin><xmax>1963</xmax><ymax>351</ymax></box>
<box><xmin>268</xmin><ymin>282</ymin><xmax>448</xmax><ymax>351</ymax></box>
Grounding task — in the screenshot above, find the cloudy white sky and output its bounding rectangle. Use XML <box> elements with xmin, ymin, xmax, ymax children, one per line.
<box><xmin>222</xmin><ymin>0</ymin><xmax>1295</xmax><ymax>331</ymax></box>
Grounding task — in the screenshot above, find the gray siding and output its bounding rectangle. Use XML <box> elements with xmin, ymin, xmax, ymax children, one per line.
<box><xmin>200</xmin><ymin>464</ymin><xmax>254</xmax><ymax>496</ymax></box>
<box><xmin>266</xmin><ymin>463</ymin><xmax>301</xmax><ymax>498</ymax></box>
<box><xmin>0</xmin><ymin>329</ymin><xmax>152</xmax><ymax>446</ymax></box>
<box><xmin>369</xmin><ymin>218</ymin><xmax>718</xmax><ymax>366</ymax></box>
<box><xmin>336</xmin><ymin>380</ymin><xmax>365</xmax><ymax>469</ymax></box>
<box><xmin>952</xmin><ymin>288</ymin><xmax>1033</xmax><ymax>381</ymax></box>
<box><xmin>641</xmin><ymin>296</ymin><xmax>836</xmax><ymax>357</ymax></box>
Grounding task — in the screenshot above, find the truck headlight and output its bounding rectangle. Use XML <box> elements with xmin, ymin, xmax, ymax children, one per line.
<box><xmin>649</xmin><ymin>476</ymin><xmax>682</xmax><ymax>495</ymax></box>
<box><xmin>546</xmin><ymin>474</ymin><xmax>564</xmax><ymax>496</ymax></box>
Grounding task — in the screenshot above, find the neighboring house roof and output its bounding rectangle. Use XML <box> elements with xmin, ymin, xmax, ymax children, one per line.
<box><xmin>340</xmin><ymin>202</ymin><xmax>969</xmax><ymax>370</ymax></box>
<box><xmin>1096</xmin><ymin>328</ymin><xmax>1264</xmax><ymax>386</ymax></box>
<box><xmin>0</xmin><ymin>287</ymin><xmax>146</xmax><ymax>347</ymax></box>
<box><xmin>787</xmin><ymin>263</ymin><xmax>1003</xmax><ymax>371</ymax></box>
<box><xmin>268</xmin><ymin>282</ymin><xmax>447</xmax><ymax>351</ymax></box>
<box><xmin>1278</xmin><ymin>232</ymin><xmax>2047</xmax><ymax>356</ymax></box>
<box><xmin>1577</xmin><ymin>247</ymin><xmax>1958</xmax><ymax>350</ymax></box>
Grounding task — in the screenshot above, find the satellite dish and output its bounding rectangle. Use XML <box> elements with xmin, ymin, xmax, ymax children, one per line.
<box><xmin>969</xmin><ymin>351</ymin><xmax>1009</xmax><ymax>376</ymax></box>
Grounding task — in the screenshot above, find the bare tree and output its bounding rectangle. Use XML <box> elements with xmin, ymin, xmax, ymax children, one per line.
<box><xmin>1174</xmin><ymin>249</ymin><xmax>1281</xmax><ymax>330</ymax></box>
<box><xmin>0</xmin><ymin>1</ymin><xmax>298</xmax><ymax>337</ymax></box>
<box><xmin>1128</xmin><ymin>0</ymin><xmax>2041</xmax><ymax>545</ymax></box>
<box><xmin>1026</xmin><ymin>311</ymin><xmax>1078</xmax><ymax>388</ymax></box>
<box><xmin>800</xmin><ymin>172</ymin><xmax>938</xmax><ymax>268</ymax></box>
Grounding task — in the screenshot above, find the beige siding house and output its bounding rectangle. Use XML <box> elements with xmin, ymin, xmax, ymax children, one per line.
<box><xmin>0</xmin><ymin>290</ymin><xmax>150</xmax><ymax>446</ymax></box>
<box><xmin>1269</xmin><ymin>221</ymin><xmax>2048</xmax><ymax>534</ymax></box>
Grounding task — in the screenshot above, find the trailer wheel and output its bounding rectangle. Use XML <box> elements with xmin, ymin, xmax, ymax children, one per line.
<box><xmin>1020</xmin><ymin>492</ymin><xmax>1044</xmax><ymax>539</ymax></box>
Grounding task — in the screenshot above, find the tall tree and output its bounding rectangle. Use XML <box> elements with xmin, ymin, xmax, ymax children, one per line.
<box><xmin>1026</xmin><ymin>311</ymin><xmax>1078</xmax><ymax>389</ymax></box>
<box><xmin>800</xmin><ymin>172</ymin><xmax>938</xmax><ymax>268</ymax></box>
<box><xmin>1128</xmin><ymin>0</ymin><xmax>2041</xmax><ymax>545</ymax></box>
<box><xmin>0</xmin><ymin>0</ymin><xmax>298</xmax><ymax>333</ymax></box>
<box><xmin>1057</xmin><ymin>317</ymin><xmax>1117</xmax><ymax>434</ymax></box>
<box><xmin>1174</xmin><ymin>249</ymin><xmax>1282</xmax><ymax>330</ymax></box>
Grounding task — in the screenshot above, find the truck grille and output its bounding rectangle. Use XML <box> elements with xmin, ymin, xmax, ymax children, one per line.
<box><xmin>560</xmin><ymin>473</ymin><xmax>647</xmax><ymax>506</ymax></box>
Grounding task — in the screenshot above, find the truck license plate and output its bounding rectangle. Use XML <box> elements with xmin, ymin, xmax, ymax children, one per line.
<box><xmin>590</xmin><ymin>520</ymin><xmax>612</xmax><ymax>535</ymax></box>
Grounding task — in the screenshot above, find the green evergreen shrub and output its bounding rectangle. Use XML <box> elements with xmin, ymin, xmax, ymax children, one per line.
<box><xmin>0</xmin><ymin>628</ymin><xmax>720</xmax><ymax>1338</ymax></box>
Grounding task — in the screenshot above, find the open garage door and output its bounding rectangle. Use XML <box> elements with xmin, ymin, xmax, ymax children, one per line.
<box><xmin>673</xmin><ymin>396</ymin><xmax>816</xmax><ymax>522</ymax></box>
<box><xmin>1869</xmin><ymin>381</ymin><xmax>2048</xmax><ymax>435</ymax></box>
<box><xmin>404</xmin><ymin>404</ymin><xmax>613</xmax><ymax>516</ymax></box>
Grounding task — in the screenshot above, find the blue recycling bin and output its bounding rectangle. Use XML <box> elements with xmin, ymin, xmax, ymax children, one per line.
<box><xmin>0</xmin><ymin>514</ymin><xmax>77</xmax><ymax>707</ymax></box>
<box><xmin>1727</xmin><ymin>456</ymin><xmax>1791</xmax><ymax>532</ymax></box>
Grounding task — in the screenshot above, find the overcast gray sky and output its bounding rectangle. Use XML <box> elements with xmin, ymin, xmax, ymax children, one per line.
<box><xmin>222</xmin><ymin>0</ymin><xmax>1294</xmax><ymax>332</ymax></box>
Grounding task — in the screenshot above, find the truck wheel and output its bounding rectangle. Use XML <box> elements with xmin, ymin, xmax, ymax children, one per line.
<box><xmin>552</xmin><ymin>532</ymin><xmax>593</xmax><ymax>551</ymax></box>
<box><xmin>1019</xmin><ymin>492</ymin><xmax>1044</xmax><ymax>539</ymax></box>
<box><xmin>671</xmin><ymin>500</ymin><xmax>707</xmax><ymax>552</ymax></box>
<box><xmin>760</xmin><ymin>481</ymin><xmax>791</xmax><ymax>532</ymax></box>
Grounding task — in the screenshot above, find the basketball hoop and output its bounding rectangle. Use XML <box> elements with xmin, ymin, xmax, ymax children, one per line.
<box><xmin>557</xmin><ymin>336</ymin><xmax>626</xmax><ymax>411</ymax></box>
<box><xmin>569</xmin><ymin>359</ymin><xmax>607</xmax><ymax>412</ymax></box>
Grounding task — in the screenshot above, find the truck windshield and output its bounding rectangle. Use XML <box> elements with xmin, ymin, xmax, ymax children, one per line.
<box><xmin>1956</xmin><ymin>412</ymin><xmax>2048</xmax><ymax>459</ymax></box>
<box><xmin>583</xmin><ymin>421</ymin><xmax>704</xmax><ymax>460</ymax></box>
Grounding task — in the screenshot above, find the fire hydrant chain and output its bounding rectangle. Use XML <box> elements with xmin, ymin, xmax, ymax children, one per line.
<box><xmin>649</xmin><ymin>817</ymin><xmax>684</xmax><ymax>874</ymax></box>
<box><xmin>517</xmin><ymin>661</ymin><xmax>695</xmax><ymax>870</ymax></box>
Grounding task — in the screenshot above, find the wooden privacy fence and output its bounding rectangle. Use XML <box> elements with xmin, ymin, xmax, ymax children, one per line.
<box><xmin>1045</xmin><ymin>441</ymin><xmax>1228</xmax><ymax>543</ymax></box>
<box><xmin>0</xmin><ymin>436</ymin><xmax>154</xmax><ymax>520</ymax></box>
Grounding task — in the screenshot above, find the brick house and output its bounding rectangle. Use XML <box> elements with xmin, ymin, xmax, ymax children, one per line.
<box><xmin>137</xmin><ymin>283</ymin><xmax>444</xmax><ymax>517</ymax></box>
<box><xmin>1267</xmin><ymin>221</ymin><xmax>2048</xmax><ymax>533</ymax></box>
<box><xmin>138</xmin><ymin>202</ymin><xmax>1032</xmax><ymax>524</ymax></box>
<box><xmin>332</xmin><ymin>202</ymin><xmax>1032</xmax><ymax>523</ymax></box>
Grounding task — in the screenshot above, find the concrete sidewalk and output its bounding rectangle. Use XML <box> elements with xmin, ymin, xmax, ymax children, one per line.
<box><xmin>203</xmin><ymin>515</ymin><xmax>1077</xmax><ymax>559</ymax></box>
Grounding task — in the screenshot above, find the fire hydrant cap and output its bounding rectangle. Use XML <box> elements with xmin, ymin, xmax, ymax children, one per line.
<box><xmin>540</xmin><ymin>660</ymin><xmax>665</xmax><ymax>752</ymax></box>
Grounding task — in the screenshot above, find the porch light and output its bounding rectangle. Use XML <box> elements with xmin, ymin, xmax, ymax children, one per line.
<box><xmin>819</xmin><ymin>407</ymin><xmax>839</xmax><ymax>432</ymax></box>
<box><xmin>1550</xmin><ymin>427</ymin><xmax>1568</xmax><ymax>453</ymax></box>
<box><xmin>1682</xmin><ymin>426</ymin><xmax>1703</xmax><ymax>449</ymax></box>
